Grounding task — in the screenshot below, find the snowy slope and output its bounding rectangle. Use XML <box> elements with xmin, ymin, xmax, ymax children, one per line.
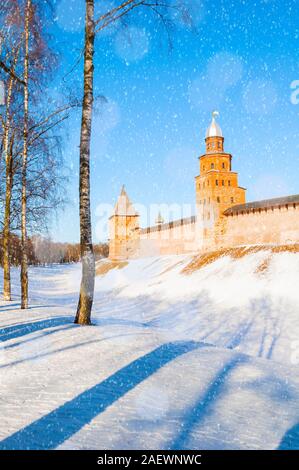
<box><xmin>1</xmin><ymin>249</ymin><xmax>299</xmax><ymax>450</ymax></box>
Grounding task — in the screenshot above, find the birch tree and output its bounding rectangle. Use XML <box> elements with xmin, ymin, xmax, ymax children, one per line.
<box><xmin>75</xmin><ymin>0</ymin><xmax>95</xmax><ymax>324</ymax></box>
<box><xmin>20</xmin><ymin>0</ymin><xmax>30</xmax><ymax>309</ymax></box>
<box><xmin>2</xmin><ymin>46</ymin><xmax>20</xmax><ymax>300</ymax></box>
<box><xmin>75</xmin><ymin>0</ymin><xmax>194</xmax><ymax>324</ymax></box>
<box><xmin>0</xmin><ymin>0</ymin><xmax>69</xmax><ymax>305</ymax></box>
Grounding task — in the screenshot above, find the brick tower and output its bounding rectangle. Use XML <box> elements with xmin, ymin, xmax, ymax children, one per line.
<box><xmin>195</xmin><ymin>111</ymin><xmax>246</xmax><ymax>248</ymax></box>
<box><xmin>109</xmin><ymin>186</ymin><xmax>140</xmax><ymax>260</ymax></box>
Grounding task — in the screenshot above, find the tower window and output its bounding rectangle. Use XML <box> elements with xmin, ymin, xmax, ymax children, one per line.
<box><xmin>218</xmin><ymin>142</ymin><xmax>221</xmax><ymax>149</ymax></box>
<box><xmin>211</xmin><ymin>163</ymin><xmax>214</xmax><ymax>169</ymax></box>
<box><xmin>217</xmin><ymin>197</ymin><xmax>220</xmax><ymax>203</ymax></box>
<box><xmin>228</xmin><ymin>180</ymin><xmax>231</xmax><ymax>186</ymax></box>
<box><xmin>222</xmin><ymin>162</ymin><xmax>225</xmax><ymax>169</ymax></box>
<box><xmin>222</xmin><ymin>180</ymin><xmax>225</xmax><ymax>186</ymax></box>
<box><xmin>216</xmin><ymin>179</ymin><xmax>218</xmax><ymax>186</ymax></box>
<box><xmin>198</xmin><ymin>183</ymin><xmax>201</xmax><ymax>189</ymax></box>
<box><xmin>231</xmin><ymin>197</ymin><xmax>234</xmax><ymax>203</ymax></box>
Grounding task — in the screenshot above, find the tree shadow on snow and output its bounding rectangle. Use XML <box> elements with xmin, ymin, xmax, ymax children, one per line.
<box><xmin>0</xmin><ymin>302</ymin><xmax>22</xmax><ymax>311</ymax></box>
<box><xmin>0</xmin><ymin>316</ymin><xmax>74</xmax><ymax>343</ymax></box>
<box><xmin>0</xmin><ymin>324</ymin><xmax>77</xmax><ymax>357</ymax></box>
<box><xmin>167</xmin><ymin>353</ymin><xmax>247</xmax><ymax>450</ymax></box>
<box><xmin>0</xmin><ymin>332</ymin><xmax>146</xmax><ymax>370</ymax></box>
<box><xmin>0</xmin><ymin>340</ymin><xmax>204</xmax><ymax>450</ymax></box>
<box><xmin>277</xmin><ymin>423</ymin><xmax>299</xmax><ymax>450</ymax></box>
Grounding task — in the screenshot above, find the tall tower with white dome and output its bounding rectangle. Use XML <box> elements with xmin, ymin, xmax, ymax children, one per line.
<box><xmin>195</xmin><ymin>111</ymin><xmax>246</xmax><ymax>247</ymax></box>
<box><xmin>205</xmin><ymin>110</ymin><xmax>224</xmax><ymax>153</ymax></box>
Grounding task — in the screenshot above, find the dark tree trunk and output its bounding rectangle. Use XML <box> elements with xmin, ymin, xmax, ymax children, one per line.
<box><xmin>75</xmin><ymin>0</ymin><xmax>95</xmax><ymax>325</ymax></box>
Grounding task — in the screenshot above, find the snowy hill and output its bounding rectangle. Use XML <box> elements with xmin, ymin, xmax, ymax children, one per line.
<box><xmin>1</xmin><ymin>246</ymin><xmax>299</xmax><ymax>450</ymax></box>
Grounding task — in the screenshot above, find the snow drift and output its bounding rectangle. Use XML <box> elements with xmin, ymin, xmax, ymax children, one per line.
<box><xmin>0</xmin><ymin>246</ymin><xmax>299</xmax><ymax>450</ymax></box>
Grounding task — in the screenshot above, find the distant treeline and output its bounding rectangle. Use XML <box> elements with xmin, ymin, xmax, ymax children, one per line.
<box><xmin>0</xmin><ymin>234</ymin><xmax>109</xmax><ymax>267</ymax></box>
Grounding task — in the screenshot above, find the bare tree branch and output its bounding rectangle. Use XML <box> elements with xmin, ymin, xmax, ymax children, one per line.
<box><xmin>0</xmin><ymin>60</ymin><xmax>25</xmax><ymax>86</ymax></box>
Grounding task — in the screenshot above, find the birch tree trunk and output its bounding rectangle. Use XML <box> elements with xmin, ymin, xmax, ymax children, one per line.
<box><xmin>20</xmin><ymin>0</ymin><xmax>30</xmax><ymax>309</ymax></box>
<box><xmin>75</xmin><ymin>0</ymin><xmax>95</xmax><ymax>325</ymax></box>
<box><xmin>3</xmin><ymin>139</ymin><xmax>14</xmax><ymax>301</ymax></box>
<box><xmin>2</xmin><ymin>76</ymin><xmax>14</xmax><ymax>301</ymax></box>
<box><xmin>2</xmin><ymin>47</ymin><xmax>19</xmax><ymax>301</ymax></box>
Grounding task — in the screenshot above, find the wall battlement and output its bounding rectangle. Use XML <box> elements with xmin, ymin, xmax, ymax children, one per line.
<box><xmin>108</xmin><ymin>113</ymin><xmax>299</xmax><ymax>260</ymax></box>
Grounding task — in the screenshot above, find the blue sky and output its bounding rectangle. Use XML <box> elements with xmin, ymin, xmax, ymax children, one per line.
<box><xmin>49</xmin><ymin>0</ymin><xmax>299</xmax><ymax>243</ymax></box>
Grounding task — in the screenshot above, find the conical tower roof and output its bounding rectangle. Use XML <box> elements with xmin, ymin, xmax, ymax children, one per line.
<box><xmin>113</xmin><ymin>185</ymin><xmax>138</xmax><ymax>216</ymax></box>
<box><xmin>206</xmin><ymin>110</ymin><xmax>223</xmax><ymax>138</ymax></box>
<box><xmin>155</xmin><ymin>211</ymin><xmax>164</xmax><ymax>225</ymax></box>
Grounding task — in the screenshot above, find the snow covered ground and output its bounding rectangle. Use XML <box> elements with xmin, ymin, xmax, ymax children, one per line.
<box><xmin>1</xmin><ymin>249</ymin><xmax>299</xmax><ymax>450</ymax></box>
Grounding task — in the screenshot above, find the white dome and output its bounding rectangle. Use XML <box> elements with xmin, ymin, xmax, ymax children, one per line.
<box><xmin>206</xmin><ymin>111</ymin><xmax>223</xmax><ymax>138</ymax></box>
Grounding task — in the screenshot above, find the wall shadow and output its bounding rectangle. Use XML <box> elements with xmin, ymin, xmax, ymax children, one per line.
<box><xmin>0</xmin><ymin>340</ymin><xmax>203</xmax><ymax>450</ymax></box>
